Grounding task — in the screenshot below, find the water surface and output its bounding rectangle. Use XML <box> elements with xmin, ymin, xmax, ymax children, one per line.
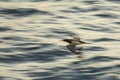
<box><xmin>0</xmin><ymin>0</ymin><xmax>120</xmax><ymax>80</ymax></box>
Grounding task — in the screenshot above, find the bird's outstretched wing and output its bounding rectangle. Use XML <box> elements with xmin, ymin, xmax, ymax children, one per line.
<box><xmin>66</xmin><ymin>43</ymin><xmax>77</xmax><ymax>54</ymax></box>
<box><xmin>73</xmin><ymin>36</ymin><xmax>80</xmax><ymax>41</ymax></box>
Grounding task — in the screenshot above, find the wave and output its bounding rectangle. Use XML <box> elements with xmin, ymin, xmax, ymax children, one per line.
<box><xmin>0</xmin><ymin>8</ymin><xmax>52</xmax><ymax>17</ymax></box>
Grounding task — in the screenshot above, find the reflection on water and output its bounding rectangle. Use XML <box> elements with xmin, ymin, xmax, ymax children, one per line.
<box><xmin>0</xmin><ymin>0</ymin><xmax>120</xmax><ymax>80</ymax></box>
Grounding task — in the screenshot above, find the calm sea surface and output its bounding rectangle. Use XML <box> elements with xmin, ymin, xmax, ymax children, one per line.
<box><xmin>0</xmin><ymin>0</ymin><xmax>120</xmax><ymax>80</ymax></box>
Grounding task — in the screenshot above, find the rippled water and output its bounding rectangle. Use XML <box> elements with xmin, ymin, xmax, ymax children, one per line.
<box><xmin>0</xmin><ymin>0</ymin><xmax>120</xmax><ymax>80</ymax></box>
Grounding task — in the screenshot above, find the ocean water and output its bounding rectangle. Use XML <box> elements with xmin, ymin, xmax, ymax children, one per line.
<box><xmin>0</xmin><ymin>0</ymin><xmax>120</xmax><ymax>80</ymax></box>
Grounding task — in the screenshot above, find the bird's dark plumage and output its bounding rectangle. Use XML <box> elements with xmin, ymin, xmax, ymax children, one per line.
<box><xmin>62</xmin><ymin>39</ymin><xmax>72</xmax><ymax>43</ymax></box>
<box><xmin>62</xmin><ymin>36</ymin><xmax>89</xmax><ymax>54</ymax></box>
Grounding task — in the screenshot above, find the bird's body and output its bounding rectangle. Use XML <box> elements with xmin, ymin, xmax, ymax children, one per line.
<box><xmin>62</xmin><ymin>36</ymin><xmax>88</xmax><ymax>54</ymax></box>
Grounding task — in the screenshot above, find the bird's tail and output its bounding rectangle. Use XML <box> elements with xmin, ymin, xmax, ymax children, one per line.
<box><xmin>81</xmin><ymin>41</ymin><xmax>91</xmax><ymax>44</ymax></box>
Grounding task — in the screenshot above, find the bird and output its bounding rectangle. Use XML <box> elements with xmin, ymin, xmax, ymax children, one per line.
<box><xmin>62</xmin><ymin>36</ymin><xmax>89</xmax><ymax>54</ymax></box>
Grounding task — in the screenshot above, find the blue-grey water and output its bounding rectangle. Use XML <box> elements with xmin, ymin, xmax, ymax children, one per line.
<box><xmin>0</xmin><ymin>0</ymin><xmax>120</xmax><ymax>80</ymax></box>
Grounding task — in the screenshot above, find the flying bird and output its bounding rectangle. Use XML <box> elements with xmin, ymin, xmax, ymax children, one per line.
<box><xmin>62</xmin><ymin>36</ymin><xmax>89</xmax><ymax>54</ymax></box>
